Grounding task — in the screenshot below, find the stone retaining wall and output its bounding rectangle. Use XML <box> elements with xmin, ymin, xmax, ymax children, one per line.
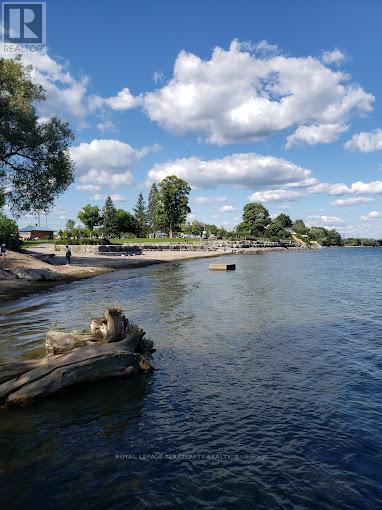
<box><xmin>54</xmin><ymin>240</ymin><xmax>299</xmax><ymax>254</ymax></box>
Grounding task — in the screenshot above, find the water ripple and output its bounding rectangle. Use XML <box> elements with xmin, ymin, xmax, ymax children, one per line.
<box><xmin>0</xmin><ymin>248</ymin><xmax>382</xmax><ymax>508</ymax></box>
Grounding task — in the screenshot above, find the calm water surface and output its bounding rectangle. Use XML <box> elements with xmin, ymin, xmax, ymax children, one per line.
<box><xmin>0</xmin><ymin>248</ymin><xmax>381</xmax><ymax>509</ymax></box>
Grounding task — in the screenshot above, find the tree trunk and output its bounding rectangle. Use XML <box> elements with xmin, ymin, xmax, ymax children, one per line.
<box><xmin>0</xmin><ymin>308</ymin><xmax>154</xmax><ymax>408</ymax></box>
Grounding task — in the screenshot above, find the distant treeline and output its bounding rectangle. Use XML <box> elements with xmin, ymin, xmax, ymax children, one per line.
<box><xmin>343</xmin><ymin>238</ymin><xmax>382</xmax><ymax>247</ymax></box>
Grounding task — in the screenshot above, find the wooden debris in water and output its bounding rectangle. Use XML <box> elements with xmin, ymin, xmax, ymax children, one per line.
<box><xmin>0</xmin><ymin>308</ymin><xmax>154</xmax><ymax>408</ymax></box>
<box><xmin>209</xmin><ymin>263</ymin><xmax>236</xmax><ymax>271</ymax></box>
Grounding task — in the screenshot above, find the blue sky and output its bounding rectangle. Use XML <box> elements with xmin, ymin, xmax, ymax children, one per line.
<box><xmin>4</xmin><ymin>0</ymin><xmax>382</xmax><ymax>236</ymax></box>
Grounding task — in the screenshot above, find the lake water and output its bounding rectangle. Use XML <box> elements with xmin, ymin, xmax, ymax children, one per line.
<box><xmin>0</xmin><ymin>248</ymin><xmax>381</xmax><ymax>509</ymax></box>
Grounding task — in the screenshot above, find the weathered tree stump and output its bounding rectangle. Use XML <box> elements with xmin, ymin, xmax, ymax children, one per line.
<box><xmin>0</xmin><ymin>308</ymin><xmax>154</xmax><ymax>408</ymax></box>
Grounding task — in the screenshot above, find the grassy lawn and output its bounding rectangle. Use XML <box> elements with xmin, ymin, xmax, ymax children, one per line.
<box><xmin>109</xmin><ymin>237</ymin><xmax>202</xmax><ymax>244</ymax></box>
<box><xmin>22</xmin><ymin>239</ymin><xmax>55</xmax><ymax>247</ymax></box>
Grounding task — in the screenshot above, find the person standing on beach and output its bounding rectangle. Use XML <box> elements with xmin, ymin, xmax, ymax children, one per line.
<box><xmin>0</xmin><ymin>244</ymin><xmax>6</xmax><ymax>257</ymax></box>
<box><xmin>65</xmin><ymin>245</ymin><xmax>71</xmax><ymax>265</ymax></box>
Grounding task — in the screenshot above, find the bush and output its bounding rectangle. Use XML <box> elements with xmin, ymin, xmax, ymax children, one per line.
<box><xmin>0</xmin><ymin>213</ymin><xmax>20</xmax><ymax>249</ymax></box>
<box><xmin>55</xmin><ymin>238</ymin><xmax>103</xmax><ymax>246</ymax></box>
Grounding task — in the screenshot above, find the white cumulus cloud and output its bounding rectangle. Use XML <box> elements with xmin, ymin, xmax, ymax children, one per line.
<box><xmin>147</xmin><ymin>152</ymin><xmax>312</xmax><ymax>189</ymax></box>
<box><xmin>71</xmin><ymin>139</ymin><xmax>159</xmax><ymax>188</ymax></box>
<box><xmin>0</xmin><ymin>50</ymin><xmax>90</xmax><ymax>122</ymax></box>
<box><xmin>331</xmin><ymin>197</ymin><xmax>374</xmax><ymax>206</ymax></box>
<box><xmin>307</xmin><ymin>215</ymin><xmax>345</xmax><ymax>226</ymax></box>
<box><xmin>322</xmin><ymin>49</ymin><xmax>346</xmax><ymax>65</ymax></box>
<box><xmin>219</xmin><ymin>205</ymin><xmax>237</xmax><ymax>213</ymax></box>
<box><xmin>195</xmin><ymin>196</ymin><xmax>228</xmax><ymax>205</ymax></box>
<box><xmin>286</xmin><ymin>123</ymin><xmax>348</xmax><ymax>148</ymax></box>
<box><xmin>91</xmin><ymin>193</ymin><xmax>127</xmax><ymax>203</ymax></box>
<box><xmin>89</xmin><ymin>87</ymin><xmax>140</xmax><ymax>111</ymax></box>
<box><xmin>140</xmin><ymin>40</ymin><xmax>373</xmax><ymax>145</ymax></box>
<box><xmin>345</xmin><ymin>129</ymin><xmax>382</xmax><ymax>152</ymax></box>
<box><xmin>361</xmin><ymin>210</ymin><xmax>382</xmax><ymax>221</ymax></box>
<box><xmin>249</xmin><ymin>190</ymin><xmax>304</xmax><ymax>202</ymax></box>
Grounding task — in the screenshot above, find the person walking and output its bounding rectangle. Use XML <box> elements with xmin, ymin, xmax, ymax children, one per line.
<box><xmin>65</xmin><ymin>245</ymin><xmax>72</xmax><ymax>265</ymax></box>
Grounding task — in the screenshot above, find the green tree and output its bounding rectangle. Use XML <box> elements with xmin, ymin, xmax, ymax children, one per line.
<box><xmin>134</xmin><ymin>192</ymin><xmax>148</xmax><ymax>237</ymax></box>
<box><xmin>147</xmin><ymin>183</ymin><xmax>161</xmax><ymax>232</ymax></box>
<box><xmin>182</xmin><ymin>220</ymin><xmax>204</xmax><ymax>236</ymax></box>
<box><xmin>241</xmin><ymin>202</ymin><xmax>270</xmax><ymax>236</ymax></box>
<box><xmin>102</xmin><ymin>196</ymin><xmax>118</xmax><ymax>238</ymax></box>
<box><xmin>293</xmin><ymin>219</ymin><xmax>308</xmax><ymax>236</ymax></box>
<box><xmin>0</xmin><ymin>58</ymin><xmax>74</xmax><ymax>215</ymax></box>
<box><xmin>159</xmin><ymin>176</ymin><xmax>191</xmax><ymax>237</ymax></box>
<box><xmin>274</xmin><ymin>213</ymin><xmax>293</xmax><ymax>228</ymax></box>
<box><xmin>0</xmin><ymin>212</ymin><xmax>20</xmax><ymax>249</ymax></box>
<box><xmin>117</xmin><ymin>209</ymin><xmax>138</xmax><ymax>235</ymax></box>
<box><xmin>66</xmin><ymin>219</ymin><xmax>75</xmax><ymax>231</ymax></box>
<box><xmin>78</xmin><ymin>204</ymin><xmax>101</xmax><ymax>231</ymax></box>
<box><xmin>235</xmin><ymin>221</ymin><xmax>250</xmax><ymax>236</ymax></box>
<box><xmin>308</xmin><ymin>227</ymin><xmax>343</xmax><ymax>247</ymax></box>
<box><xmin>204</xmin><ymin>224</ymin><xmax>218</xmax><ymax>236</ymax></box>
<box><xmin>266</xmin><ymin>220</ymin><xmax>288</xmax><ymax>241</ymax></box>
<box><xmin>324</xmin><ymin>229</ymin><xmax>343</xmax><ymax>247</ymax></box>
<box><xmin>216</xmin><ymin>227</ymin><xmax>228</xmax><ymax>238</ymax></box>
<box><xmin>344</xmin><ymin>238</ymin><xmax>361</xmax><ymax>246</ymax></box>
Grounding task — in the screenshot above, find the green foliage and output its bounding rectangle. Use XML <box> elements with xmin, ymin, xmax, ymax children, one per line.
<box><xmin>343</xmin><ymin>238</ymin><xmax>361</xmax><ymax>246</ymax></box>
<box><xmin>266</xmin><ymin>220</ymin><xmax>290</xmax><ymax>241</ymax></box>
<box><xmin>158</xmin><ymin>176</ymin><xmax>191</xmax><ymax>237</ymax></box>
<box><xmin>293</xmin><ymin>219</ymin><xmax>309</xmax><ymax>236</ymax></box>
<box><xmin>0</xmin><ymin>213</ymin><xmax>20</xmax><ymax>249</ymax></box>
<box><xmin>343</xmin><ymin>237</ymin><xmax>380</xmax><ymax>247</ymax></box>
<box><xmin>235</xmin><ymin>221</ymin><xmax>250</xmax><ymax>236</ymax></box>
<box><xmin>274</xmin><ymin>213</ymin><xmax>293</xmax><ymax>228</ymax></box>
<box><xmin>0</xmin><ymin>58</ymin><xmax>74</xmax><ymax>215</ymax></box>
<box><xmin>182</xmin><ymin>220</ymin><xmax>204</xmax><ymax>236</ymax></box>
<box><xmin>359</xmin><ymin>238</ymin><xmax>380</xmax><ymax>247</ymax></box>
<box><xmin>117</xmin><ymin>209</ymin><xmax>139</xmax><ymax>235</ymax></box>
<box><xmin>240</xmin><ymin>202</ymin><xmax>270</xmax><ymax>236</ymax></box>
<box><xmin>133</xmin><ymin>192</ymin><xmax>148</xmax><ymax>236</ymax></box>
<box><xmin>78</xmin><ymin>204</ymin><xmax>101</xmax><ymax>230</ymax></box>
<box><xmin>102</xmin><ymin>196</ymin><xmax>118</xmax><ymax>238</ymax></box>
<box><xmin>308</xmin><ymin>227</ymin><xmax>343</xmax><ymax>246</ymax></box>
<box><xmin>147</xmin><ymin>183</ymin><xmax>160</xmax><ymax>232</ymax></box>
<box><xmin>66</xmin><ymin>219</ymin><xmax>76</xmax><ymax>231</ymax></box>
<box><xmin>55</xmin><ymin>238</ymin><xmax>102</xmax><ymax>246</ymax></box>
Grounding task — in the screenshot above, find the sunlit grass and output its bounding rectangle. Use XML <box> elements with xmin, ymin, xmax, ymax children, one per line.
<box><xmin>22</xmin><ymin>239</ymin><xmax>55</xmax><ymax>247</ymax></box>
<box><xmin>109</xmin><ymin>237</ymin><xmax>202</xmax><ymax>244</ymax></box>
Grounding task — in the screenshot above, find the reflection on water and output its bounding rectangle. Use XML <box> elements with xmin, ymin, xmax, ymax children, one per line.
<box><xmin>0</xmin><ymin>249</ymin><xmax>382</xmax><ymax>509</ymax></box>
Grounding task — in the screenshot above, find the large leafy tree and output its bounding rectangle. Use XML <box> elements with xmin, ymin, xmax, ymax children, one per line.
<box><xmin>274</xmin><ymin>213</ymin><xmax>293</xmax><ymax>228</ymax></box>
<box><xmin>182</xmin><ymin>220</ymin><xmax>204</xmax><ymax>236</ymax></box>
<box><xmin>266</xmin><ymin>220</ymin><xmax>289</xmax><ymax>241</ymax></box>
<box><xmin>293</xmin><ymin>219</ymin><xmax>308</xmax><ymax>235</ymax></box>
<box><xmin>102</xmin><ymin>196</ymin><xmax>118</xmax><ymax>238</ymax></box>
<box><xmin>78</xmin><ymin>204</ymin><xmax>101</xmax><ymax>231</ymax></box>
<box><xmin>159</xmin><ymin>176</ymin><xmax>191</xmax><ymax>237</ymax></box>
<box><xmin>309</xmin><ymin>227</ymin><xmax>343</xmax><ymax>247</ymax></box>
<box><xmin>117</xmin><ymin>209</ymin><xmax>138</xmax><ymax>235</ymax></box>
<box><xmin>0</xmin><ymin>58</ymin><xmax>75</xmax><ymax>215</ymax></box>
<box><xmin>133</xmin><ymin>192</ymin><xmax>148</xmax><ymax>237</ymax></box>
<box><xmin>240</xmin><ymin>202</ymin><xmax>270</xmax><ymax>236</ymax></box>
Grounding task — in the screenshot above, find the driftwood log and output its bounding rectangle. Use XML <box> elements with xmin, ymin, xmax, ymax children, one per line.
<box><xmin>0</xmin><ymin>308</ymin><xmax>154</xmax><ymax>408</ymax></box>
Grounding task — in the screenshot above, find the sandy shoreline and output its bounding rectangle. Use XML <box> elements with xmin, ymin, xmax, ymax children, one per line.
<box><xmin>0</xmin><ymin>245</ymin><xmax>304</xmax><ymax>302</ymax></box>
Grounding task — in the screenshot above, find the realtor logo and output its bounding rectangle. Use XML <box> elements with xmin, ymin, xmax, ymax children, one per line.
<box><xmin>2</xmin><ymin>2</ymin><xmax>46</xmax><ymax>52</ymax></box>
